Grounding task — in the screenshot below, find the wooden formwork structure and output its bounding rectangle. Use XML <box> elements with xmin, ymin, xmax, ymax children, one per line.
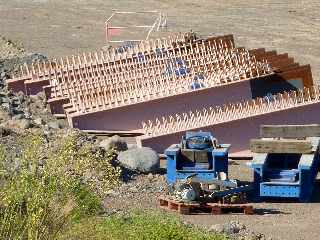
<box><xmin>45</xmin><ymin>35</ymin><xmax>241</xmax><ymax>114</ymax></box>
<box><xmin>62</xmin><ymin>42</ymin><xmax>270</xmax><ymax>114</ymax></box>
<box><xmin>63</xmin><ymin>48</ymin><xmax>313</xmax><ymax>133</ymax></box>
<box><xmin>6</xmin><ymin>32</ymin><xmax>315</xmax><ymax>143</ymax></box>
<box><xmin>7</xmin><ymin>33</ymin><xmax>190</xmax><ymax>94</ymax></box>
<box><xmin>137</xmin><ymin>86</ymin><xmax>320</xmax><ymax>156</ymax></box>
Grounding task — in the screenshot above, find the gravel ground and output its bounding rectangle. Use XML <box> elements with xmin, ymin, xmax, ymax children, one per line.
<box><xmin>104</xmin><ymin>159</ymin><xmax>320</xmax><ymax>240</ymax></box>
<box><xmin>184</xmin><ymin>160</ymin><xmax>320</xmax><ymax>240</ymax></box>
<box><xmin>1</xmin><ymin>1</ymin><xmax>320</xmax><ymax>239</ymax></box>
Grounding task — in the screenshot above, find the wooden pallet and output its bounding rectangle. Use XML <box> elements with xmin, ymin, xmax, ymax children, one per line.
<box><xmin>207</xmin><ymin>203</ymin><xmax>254</xmax><ymax>215</ymax></box>
<box><xmin>158</xmin><ymin>196</ymin><xmax>254</xmax><ymax>215</ymax></box>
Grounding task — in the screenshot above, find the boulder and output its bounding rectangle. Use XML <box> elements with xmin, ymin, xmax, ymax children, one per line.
<box><xmin>16</xmin><ymin>91</ymin><xmax>25</xmax><ymax>102</ymax></box>
<box><xmin>36</xmin><ymin>91</ymin><xmax>46</xmax><ymax>101</ymax></box>
<box><xmin>16</xmin><ymin>119</ymin><xmax>32</xmax><ymax>129</ymax></box>
<box><xmin>56</xmin><ymin>119</ymin><xmax>68</xmax><ymax>129</ymax></box>
<box><xmin>127</xmin><ymin>143</ymin><xmax>138</xmax><ymax>150</ymax></box>
<box><xmin>99</xmin><ymin>135</ymin><xmax>128</xmax><ymax>152</ymax></box>
<box><xmin>208</xmin><ymin>224</ymin><xmax>224</xmax><ymax>234</ymax></box>
<box><xmin>11</xmin><ymin>113</ymin><xmax>24</xmax><ymax>120</ymax></box>
<box><xmin>47</xmin><ymin>121</ymin><xmax>61</xmax><ymax>129</ymax></box>
<box><xmin>222</xmin><ymin>221</ymin><xmax>246</xmax><ymax>235</ymax></box>
<box><xmin>117</xmin><ymin>147</ymin><xmax>159</xmax><ymax>173</ymax></box>
<box><xmin>34</xmin><ymin>117</ymin><xmax>44</xmax><ymax>125</ymax></box>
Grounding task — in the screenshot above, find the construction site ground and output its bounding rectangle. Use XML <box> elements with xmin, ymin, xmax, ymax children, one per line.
<box><xmin>1</xmin><ymin>0</ymin><xmax>319</xmax><ymax>81</ymax></box>
<box><xmin>104</xmin><ymin>159</ymin><xmax>320</xmax><ymax>240</ymax></box>
<box><xmin>1</xmin><ymin>1</ymin><xmax>320</xmax><ymax>240</ymax></box>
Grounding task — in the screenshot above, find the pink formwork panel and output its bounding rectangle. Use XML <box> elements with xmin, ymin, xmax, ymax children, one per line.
<box><xmin>137</xmin><ymin>86</ymin><xmax>320</xmax><ymax>157</ymax></box>
<box><xmin>6</xmin><ymin>76</ymin><xmax>29</xmax><ymax>94</ymax></box>
<box><xmin>67</xmin><ymin>80</ymin><xmax>253</xmax><ymax>131</ymax></box>
<box><xmin>25</xmin><ymin>79</ymin><xmax>50</xmax><ymax>96</ymax></box>
<box><xmin>137</xmin><ymin>101</ymin><xmax>320</xmax><ymax>156</ymax></box>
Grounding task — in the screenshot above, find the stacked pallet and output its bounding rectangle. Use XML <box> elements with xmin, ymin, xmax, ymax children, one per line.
<box><xmin>158</xmin><ymin>196</ymin><xmax>253</xmax><ymax>215</ymax></box>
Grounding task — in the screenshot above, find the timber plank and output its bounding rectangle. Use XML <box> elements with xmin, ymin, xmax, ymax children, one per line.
<box><xmin>260</xmin><ymin>124</ymin><xmax>320</xmax><ymax>138</ymax></box>
<box><xmin>250</xmin><ymin>139</ymin><xmax>313</xmax><ymax>153</ymax></box>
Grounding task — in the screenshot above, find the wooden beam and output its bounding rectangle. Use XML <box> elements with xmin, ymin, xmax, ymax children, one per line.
<box><xmin>260</xmin><ymin>124</ymin><xmax>320</xmax><ymax>138</ymax></box>
<box><xmin>250</xmin><ymin>139</ymin><xmax>313</xmax><ymax>153</ymax></box>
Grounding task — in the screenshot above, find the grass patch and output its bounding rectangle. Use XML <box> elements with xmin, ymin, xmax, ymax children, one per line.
<box><xmin>60</xmin><ymin>211</ymin><xmax>228</xmax><ymax>240</ymax></box>
<box><xmin>0</xmin><ymin>130</ymin><xmax>121</xmax><ymax>239</ymax></box>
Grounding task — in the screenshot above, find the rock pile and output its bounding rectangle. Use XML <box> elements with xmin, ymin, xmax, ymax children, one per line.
<box><xmin>99</xmin><ymin>135</ymin><xmax>128</xmax><ymax>152</ymax></box>
<box><xmin>0</xmin><ymin>38</ymin><xmax>67</xmax><ymax>132</ymax></box>
<box><xmin>117</xmin><ymin>147</ymin><xmax>160</xmax><ymax>173</ymax></box>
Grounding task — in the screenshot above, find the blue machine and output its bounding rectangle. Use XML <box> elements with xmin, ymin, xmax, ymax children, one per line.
<box><xmin>250</xmin><ymin>138</ymin><xmax>320</xmax><ymax>202</ymax></box>
<box><xmin>165</xmin><ymin>131</ymin><xmax>230</xmax><ymax>185</ymax></box>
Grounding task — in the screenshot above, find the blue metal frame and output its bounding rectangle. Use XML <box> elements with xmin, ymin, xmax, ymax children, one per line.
<box><xmin>250</xmin><ymin>141</ymin><xmax>320</xmax><ymax>202</ymax></box>
<box><xmin>165</xmin><ymin>131</ymin><xmax>230</xmax><ymax>185</ymax></box>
